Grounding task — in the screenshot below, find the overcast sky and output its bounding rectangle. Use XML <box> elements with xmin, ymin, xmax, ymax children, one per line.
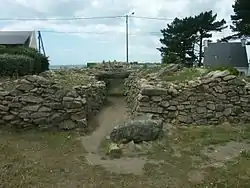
<box><xmin>0</xmin><ymin>0</ymin><xmax>236</xmax><ymax>65</ymax></box>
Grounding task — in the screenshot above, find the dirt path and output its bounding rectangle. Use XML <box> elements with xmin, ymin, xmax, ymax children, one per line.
<box><xmin>81</xmin><ymin>97</ymin><xmax>128</xmax><ymax>153</ymax></box>
<box><xmin>80</xmin><ymin>97</ymin><xmax>150</xmax><ymax>175</ymax></box>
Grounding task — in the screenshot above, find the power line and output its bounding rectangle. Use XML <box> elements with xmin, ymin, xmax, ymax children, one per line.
<box><xmin>0</xmin><ymin>15</ymin><xmax>124</xmax><ymax>21</ymax></box>
<box><xmin>38</xmin><ymin>30</ymin><xmax>232</xmax><ymax>37</ymax></box>
<box><xmin>39</xmin><ymin>30</ymin><xmax>162</xmax><ymax>36</ymax></box>
<box><xmin>0</xmin><ymin>15</ymin><xmax>234</xmax><ymax>24</ymax></box>
<box><xmin>40</xmin><ymin>30</ymin><xmax>112</xmax><ymax>34</ymax></box>
<box><xmin>0</xmin><ymin>15</ymin><xmax>173</xmax><ymax>21</ymax></box>
<box><xmin>132</xmin><ymin>16</ymin><xmax>173</xmax><ymax>21</ymax></box>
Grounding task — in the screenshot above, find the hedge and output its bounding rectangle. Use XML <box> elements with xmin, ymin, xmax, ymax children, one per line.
<box><xmin>0</xmin><ymin>54</ymin><xmax>37</xmax><ymax>76</ymax></box>
<box><xmin>87</xmin><ymin>62</ymin><xmax>98</xmax><ymax>68</ymax></box>
<box><xmin>0</xmin><ymin>46</ymin><xmax>49</xmax><ymax>76</ymax></box>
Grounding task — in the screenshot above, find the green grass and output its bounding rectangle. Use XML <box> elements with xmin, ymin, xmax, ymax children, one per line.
<box><xmin>145</xmin><ymin>124</ymin><xmax>250</xmax><ymax>188</ymax></box>
<box><xmin>49</xmin><ymin>70</ymin><xmax>92</xmax><ymax>89</ymax></box>
<box><xmin>99</xmin><ymin>137</ymin><xmax>113</xmax><ymax>155</ymax></box>
<box><xmin>160</xmin><ymin>68</ymin><xmax>204</xmax><ymax>82</ymax></box>
<box><xmin>138</xmin><ymin>64</ymin><xmax>163</xmax><ymax>77</ymax></box>
<box><xmin>199</xmin><ymin>155</ymin><xmax>250</xmax><ymax>188</ymax></box>
<box><xmin>0</xmin><ymin>69</ymin><xmax>93</xmax><ymax>91</ymax></box>
<box><xmin>1</xmin><ymin>124</ymin><xmax>250</xmax><ymax>188</ymax></box>
<box><xmin>0</xmin><ymin>130</ymin><xmax>158</xmax><ymax>188</ymax></box>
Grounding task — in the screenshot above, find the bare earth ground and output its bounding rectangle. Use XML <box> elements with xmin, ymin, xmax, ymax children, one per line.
<box><xmin>80</xmin><ymin>97</ymin><xmax>150</xmax><ymax>175</ymax></box>
<box><xmin>1</xmin><ymin>97</ymin><xmax>250</xmax><ymax>188</ymax></box>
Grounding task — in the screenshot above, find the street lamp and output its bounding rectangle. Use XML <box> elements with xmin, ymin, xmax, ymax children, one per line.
<box><xmin>125</xmin><ymin>12</ymin><xmax>135</xmax><ymax>63</ymax></box>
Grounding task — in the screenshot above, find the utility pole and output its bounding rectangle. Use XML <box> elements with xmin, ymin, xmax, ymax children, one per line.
<box><xmin>126</xmin><ymin>15</ymin><xmax>129</xmax><ymax>63</ymax></box>
<box><xmin>125</xmin><ymin>12</ymin><xmax>134</xmax><ymax>63</ymax></box>
<box><xmin>38</xmin><ymin>31</ymin><xmax>41</xmax><ymax>53</ymax></box>
<box><xmin>37</xmin><ymin>31</ymin><xmax>46</xmax><ymax>56</ymax></box>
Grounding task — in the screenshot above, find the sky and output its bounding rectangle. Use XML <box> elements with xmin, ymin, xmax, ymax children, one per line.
<box><xmin>0</xmin><ymin>0</ymin><xmax>238</xmax><ymax>65</ymax></box>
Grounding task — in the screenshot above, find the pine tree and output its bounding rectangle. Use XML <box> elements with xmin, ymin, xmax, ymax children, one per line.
<box><xmin>194</xmin><ymin>11</ymin><xmax>227</xmax><ymax>66</ymax></box>
<box><xmin>158</xmin><ymin>17</ymin><xmax>197</xmax><ymax>66</ymax></box>
<box><xmin>158</xmin><ymin>11</ymin><xmax>226</xmax><ymax>67</ymax></box>
<box><xmin>231</xmin><ymin>0</ymin><xmax>250</xmax><ymax>37</ymax></box>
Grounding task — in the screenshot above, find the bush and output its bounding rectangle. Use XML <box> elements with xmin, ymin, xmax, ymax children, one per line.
<box><xmin>87</xmin><ymin>62</ymin><xmax>97</xmax><ymax>68</ymax></box>
<box><xmin>210</xmin><ymin>66</ymin><xmax>240</xmax><ymax>76</ymax></box>
<box><xmin>0</xmin><ymin>54</ymin><xmax>36</xmax><ymax>76</ymax></box>
<box><xmin>0</xmin><ymin>47</ymin><xmax>49</xmax><ymax>76</ymax></box>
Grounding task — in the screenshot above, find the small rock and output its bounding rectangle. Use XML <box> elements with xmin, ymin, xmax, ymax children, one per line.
<box><xmin>151</xmin><ymin>96</ymin><xmax>162</xmax><ymax>102</ymax></box>
<box><xmin>160</xmin><ymin>101</ymin><xmax>170</xmax><ymax>107</ymax></box>
<box><xmin>177</xmin><ymin>115</ymin><xmax>192</xmax><ymax>124</ymax></box>
<box><xmin>75</xmin><ymin>118</ymin><xmax>87</xmax><ymax>128</ymax></box>
<box><xmin>3</xmin><ymin>115</ymin><xmax>15</xmax><ymax>121</ymax></box>
<box><xmin>16</xmin><ymin>83</ymin><xmax>34</xmax><ymax>91</ymax></box>
<box><xmin>22</xmin><ymin>105</ymin><xmax>40</xmax><ymax>112</ymax></box>
<box><xmin>63</xmin><ymin>101</ymin><xmax>82</xmax><ymax>109</ymax></box>
<box><xmin>38</xmin><ymin>106</ymin><xmax>52</xmax><ymax>112</ymax></box>
<box><xmin>62</xmin><ymin>97</ymin><xmax>74</xmax><ymax>102</ymax></box>
<box><xmin>141</xmin><ymin>86</ymin><xmax>168</xmax><ymax>96</ymax></box>
<box><xmin>0</xmin><ymin>104</ymin><xmax>9</xmax><ymax>112</ymax></box>
<box><xmin>107</xmin><ymin>143</ymin><xmax>122</xmax><ymax>159</ymax></box>
<box><xmin>50</xmin><ymin>113</ymin><xmax>64</xmax><ymax>123</ymax></box>
<box><xmin>59</xmin><ymin>120</ymin><xmax>77</xmax><ymax>130</ymax></box>
<box><xmin>30</xmin><ymin>112</ymin><xmax>50</xmax><ymax>119</ymax></box>
<box><xmin>127</xmin><ymin>141</ymin><xmax>137</xmax><ymax>152</ymax></box>
<box><xmin>0</xmin><ymin>91</ymin><xmax>9</xmax><ymax>96</ymax></box>
<box><xmin>223</xmin><ymin>75</ymin><xmax>236</xmax><ymax>81</ymax></box>
<box><xmin>20</xmin><ymin>96</ymin><xmax>43</xmax><ymax>104</ymax></box>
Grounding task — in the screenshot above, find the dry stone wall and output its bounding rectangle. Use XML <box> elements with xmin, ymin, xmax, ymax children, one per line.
<box><xmin>125</xmin><ymin>70</ymin><xmax>250</xmax><ymax>125</ymax></box>
<box><xmin>91</xmin><ymin>62</ymin><xmax>134</xmax><ymax>96</ymax></box>
<box><xmin>0</xmin><ymin>74</ymin><xmax>106</xmax><ymax>130</ymax></box>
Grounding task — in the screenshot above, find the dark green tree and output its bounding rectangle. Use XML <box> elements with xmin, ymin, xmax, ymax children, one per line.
<box><xmin>158</xmin><ymin>11</ymin><xmax>226</xmax><ymax>67</ymax></box>
<box><xmin>231</xmin><ymin>0</ymin><xmax>250</xmax><ymax>37</ymax></box>
<box><xmin>158</xmin><ymin>17</ymin><xmax>197</xmax><ymax>67</ymax></box>
<box><xmin>193</xmin><ymin>11</ymin><xmax>227</xmax><ymax>66</ymax></box>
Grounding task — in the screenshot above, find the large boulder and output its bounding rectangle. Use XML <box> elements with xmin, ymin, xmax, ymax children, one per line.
<box><xmin>110</xmin><ymin>119</ymin><xmax>163</xmax><ymax>144</ymax></box>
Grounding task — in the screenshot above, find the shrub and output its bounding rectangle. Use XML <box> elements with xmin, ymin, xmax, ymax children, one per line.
<box><xmin>0</xmin><ymin>47</ymin><xmax>49</xmax><ymax>75</ymax></box>
<box><xmin>87</xmin><ymin>62</ymin><xmax>97</xmax><ymax>68</ymax></box>
<box><xmin>210</xmin><ymin>66</ymin><xmax>240</xmax><ymax>76</ymax></box>
<box><xmin>0</xmin><ymin>54</ymin><xmax>36</xmax><ymax>76</ymax></box>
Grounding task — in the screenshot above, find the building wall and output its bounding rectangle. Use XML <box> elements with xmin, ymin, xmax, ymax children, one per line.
<box><xmin>203</xmin><ymin>42</ymin><xmax>248</xmax><ymax>68</ymax></box>
<box><xmin>28</xmin><ymin>31</ymin><xmax>38</xmax><ymax>49</ymax></box>
<box><xmin>235</xmin><ymin>67</ymin><xmax>249</xmax><ymax>76</ymax></box>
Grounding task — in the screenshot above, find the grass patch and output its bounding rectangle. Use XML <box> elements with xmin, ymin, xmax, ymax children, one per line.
<box><xmin>240</xmin><ymin>150</ymin><xmax>250</xmax><ymax>158</ymax></box>
<box><xmin>0</xmin><ymin>130</ymin><xmax>87</xmax><ymax>188</ymax></box>
<box><xmin>99</xmin><ymin>137</ymin><xmax>113</xmax><ymax>155</ymax></box>
<box><xmin>144</xmin><ymin>124</ymin><xmax>250</xmax><ymax>187</ymax></box>
<box><xmin>160</xmin><ymin>68</ymin><xmax>204</xmax><ymax>82</ymax></box>
<box><xmin>49</xmin><ymin>70</ymin><xmax>92</xmax><ymax>89</ymax></box>
<box><xmin>199</xmin><ymin>154</ymin><xmax>250</xmax><ymax>188</ymax></box>
<box><xmin>1</xmin><ymin>124</ymin><xmax>250</xmax><ymax>187</ymax></box>
<box><xmin>0</xmin><ymin>130</ymin><xmax>160</xmax><ymax>187</ymax></box>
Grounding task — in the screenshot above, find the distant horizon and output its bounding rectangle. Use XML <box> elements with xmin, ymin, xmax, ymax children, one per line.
<box><xmin>49</xmin><ymin>61</ymin><xmax>161</xmax><ymax>66</ymax></box>
<box><xmin>49</xmin><ymin>64</ymin><xmax>87</xmax><ymax>69</ymax></box>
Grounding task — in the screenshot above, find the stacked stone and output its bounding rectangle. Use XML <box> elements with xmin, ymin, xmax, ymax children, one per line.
<box><xmin>125</xmin><ymin>70</ymin><xmax>250</xmax><ymax>125</ymax></box>
<box><xmin>0</xmin><ymin>75</ymin><xmax>106</xmax><ymax>130</ymax></box>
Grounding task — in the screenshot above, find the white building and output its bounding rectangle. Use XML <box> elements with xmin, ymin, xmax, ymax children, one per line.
<box><xmin>0</xmin><ymin>30</ymin><xmax>37</xmax><ymax>49</ymax></box>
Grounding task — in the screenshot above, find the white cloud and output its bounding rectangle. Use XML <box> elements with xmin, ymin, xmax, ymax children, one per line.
<box><xmin>0</xmin><ymin>0</ymin><xmax>236</xmax><ymax>63</ymax></box>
